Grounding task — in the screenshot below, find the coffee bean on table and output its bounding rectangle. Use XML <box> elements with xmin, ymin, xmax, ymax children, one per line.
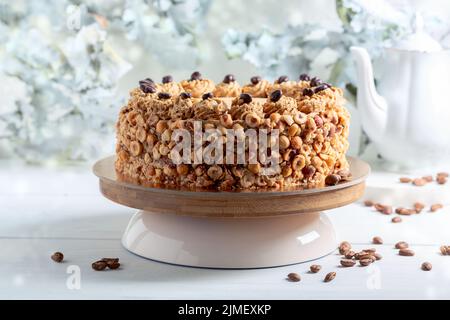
<box><xmin>437</xmin><ymin>175</ymin><xmax>447</xmax><ymax>184</ymax></box>
<box><xmin>422</xmin><ymin>175</ymin><xmax>433</xmax><ymax>182</ymax></box>
<box><xmin>102</xmin><ymin>257</ymin><xmax>120</xmax><ymax>269</ymax></box>
<box><xmin>399</xmin><ymin>177</ymin><xmax>411</xmax><ymax>183</ymax></box>
<box><xmin>338</xmin><ymin>241</ymin><xmax>351</xmax><ymax>255</ymax></box>
<box><xmin>364</xmin><ymin>200</ymin><xmax>374</xmax><ymax>207</ymax></box>
<box><xmin>359</xmin><ymin>259</ymin><xmax>372</xmax><ymax>266</ymax></box>
<box><xmin>310</xmin><ymin>265</ymin><xmax>321</xmax><ymax>273</ymax></box>
<box><xmin>287</xmin><ymin>272</ymin><xmax>301</xmax><ymax>282</ymax></box>
<box><xmin>414</xmin><ymin>202</ymin><xmax>425</xmax><ymax>213</ymax></box>
<box><xmin>430</xmin><ymin>204</ymin><xmax>443</xmax><ymax>212</ymax></box>
<box><xmin>413</xmin><ymin>178</ymin><xmax>426</xmax><ymax>186</ymax></box>
<box><xmin>421</xmin><ymin>262</ymin><xmax>432</xmax><ymax>271</ymax></box>
<box><xmin>395</xmin><ymin>241</ymin><xmax>409</xmax><ymax>249</ymax></box>
<box><xmin>392</xmin><ymin>216</ymin><xmax>402</xmax><ymax>223</ymax></box>
<box><xmin>345</xmin><ymin>251</ymin><xmax>355</xmax><ymax>259</ymax></box>
<box><xmin>324</xmin><ymin>272</ymin><xmax>336</xmax><ymax>282</ymax></box>
<box><xmin>440</xmin><ymin>245</ymin><xmax>449</xmax><ymax>255</ymax></box>
<box><xmin>92</xmin><ymin>260</ymin><xmax>107</xmax><ymax>271</ymax></box>
<box><xmin>51</xmin><ymin>252</ymin><xmax>64</xmax><ymax>263</ymax></box>
<box><xmin>372</xmin><ymin>236</ymin><xmax>383</xmax><ymax>245</ymax></box>
<box><xmin>399</xmin><ymin>248</ymin><xmax>415</xmax><ymax>256</ymax></box>
<box><xmin>340</xmin><ymin>259</ymin><xmax>356</xmax><ymax>267</ymax></box>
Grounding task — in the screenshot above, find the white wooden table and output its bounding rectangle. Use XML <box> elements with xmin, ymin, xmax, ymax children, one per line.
<box><xmin>1</xmin><ymin>159</ymin><xmax>450</xmax><ymax>299</ymax></box>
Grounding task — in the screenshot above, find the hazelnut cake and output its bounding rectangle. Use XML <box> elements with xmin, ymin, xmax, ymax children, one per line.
<box><xmin>115</xmin><ymin>72</ymin><xmax>350</xmax><ymax>190</ymax></box>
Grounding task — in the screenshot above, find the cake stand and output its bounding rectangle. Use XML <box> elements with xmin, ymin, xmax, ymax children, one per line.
<box><xmin>93</xmin><ymin>156</ymin><xmax>369</xmax><ymax>269</ymax></box>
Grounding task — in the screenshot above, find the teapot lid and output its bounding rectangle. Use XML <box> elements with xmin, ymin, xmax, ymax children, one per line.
<box><xmin>392</xmin><ymin>12</ymin><xmax>442</xmax><ymax>52</ymax></box>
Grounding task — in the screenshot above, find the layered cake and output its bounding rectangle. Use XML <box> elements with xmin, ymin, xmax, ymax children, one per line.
<box><xmin>115</xmin><ymin>72</ymin><xmax>350</xmax><ymax>190</ymax></box>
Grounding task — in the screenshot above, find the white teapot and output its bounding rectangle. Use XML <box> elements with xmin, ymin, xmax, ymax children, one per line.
<box><xmin>351</xmin><ymin>14</ymin><xmax>450</xmax><ymax>168</ymax></box>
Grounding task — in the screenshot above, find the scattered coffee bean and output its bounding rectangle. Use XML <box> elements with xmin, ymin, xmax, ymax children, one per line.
<box><xmin>92</xmin><ymin>260</ymin><xmax>107</xmax><ymax>271</ymax></box>
<box><xmin>437</xmin><ymin>175</ymin><xmax>447</xmax><ymax>184</ymax></box>
<box><xmin>364</xmin><ymin>200</ymin><xmax>374</xmax><ymax>207</ymax></box>
<box><xmin>399</xmin><ymin>177</ymin><xmax>412</xmax><ymax>183</ymax></box>
<box><xmin>422</xmin><ymin>175</ymin><xmax>433</xmax><ymax>183</ymax></box>
<box><xmin>223</xmin><ymin>74</ymin><xmax>235</xmax><ymax>83</ymax></box>
<box><xmin>101</xmin><ymin>258</ymin><xmax>121</xmax><ymax>269</ymax></box>
<box><xmin>250</xmin><ymin>76</ymin><xmax>261</xmax><ymax>85</ymax></box>
<box><xmin>421</xmin><ymin>262</ymin><xmax>432</xmax><ymax>271</ymax></box>
<box><xmin>202</xmin><ymin>92</ymin><xmax>214</xmax><ymax>100</ymax></box>
<box><xmin>374</xmin><ymin>204</ymin><xmax>392</xmax><ymax>215</ymax></box>
<box><xmin>395</xmin><ymin>241</ymin><xmax>409</xmax><ymax>249</ymax></box>
<box><xmin>430</xmin><ymin>203</ymin><xmax>443</xmax><ymax>212</ymax></box>
<box><xmin>287</xmin><ymin>272</ymin><xmax>301</xmax><ymax>282</ymax></box>
<box><xmin>413</xmin><ymin>178</ymin><xmax>426</xmax><ymax>186</ymax></box>
<box><xmin>324</xmin><ymin>272</ymin><xmax>336</xmax><ymax>283</ymax></box>
<box><xmin>277</xmin><ymin>75</ymin><xmax>289</xmax><ymax>83</ymax></box>
<box><xmin>158</xmin><ymin>92</ymin><xmax>171</xmax><ymax>100</ymax></box>
<box><xmin>302</xmin><ymin>88</ymin><xmax>314</xmax><ymax>97</ymax></box>
<box><xmin>310</xmin><ymin>265</ymin><xmax>322</xmax><ymax>273</ymax></box>
<box><xmin>414</xmin><ymin>202</ymin><xmax>425</xmax><ymax>213</ymax></box>
<box><xmin>338</xmin><ymin>241</ymin><xmax>352</xmax><ymax>255</ymax></box>
<box><xmin>270</xmin><ymin>89</ymin><xmax>282</xmax><ymax>102</ymax></box>
<box><xmin>180</xmin><ymin>92</ymin><xmax>192</xmax><ymax>99</ymax></box>
<box><xmin>340</xmin><ymin>259</ymin><xmax>356</xmax><ymax>267</ymax></box>
<box><xmin>437</xmin><ymin>172</ymin><xmax>449</xmax><ymax>178</ymax></box>
<box><xmin>239</xmin><ymin>93</ymin><xmax>252</xmax><ymax>104</ymax></box>
<box><xmin>374</xmin><ymin>253</ymin><xmax>382</xmax><ymax>261</ymax></box>
<box><xmin>344</xmin><ymin>251</ymin><xmax>355</xmax><ymax>259</ymax></box>
<box><xmin>359</xmin><ymin>259</ymin><xmax>372</xmax><ymax>266</ymax></box>
<box><xmin>392</xmin><ymin>216</ymin><xmax>402</xmax><ymax>223</ymax></box>
<box><xmin>395</xmin><ymin>207</ymin><xmax>415</xmax><ymax>215</ymax></box>
<box><xmin>190</xmin><ymin>71</ymin><xmax>202</xmax><ymax>81</ymax></box>
<box><xmin>299</xmin><ymin>73</ymin><xmax>310</xmax><ymax>81</ymax></box>
<box><xmin>51</xmin><ymin>252</ymin><xmax>64</xmax><ymax>263</ymax></box>
<box><xmin>440</xmin><ymin>245</ymin><xmax>449</xmax><ymax>255</ymax></box>
<box><xmin>325</xmin><ymin>174</ymin><xmax>341</xmax><ymax>186</ymax></box>
<box><xmin>162</xmin><ymin>75</ymin><xmax>173</xmax><ymax>83</ymax></box>
<box><xmin>310</xmin><ymin>77</ymin><xmax>322</xmax><ymax>87</ymax></box>
<box><xmin>399</xmin><ymin>248</ymin><xmax>415</xmax><ymax>256</ymax></box>
<box><xmin>373</xmin><ymin>236</ymin><xmax>383</xmax><ymax>245</ymax></box>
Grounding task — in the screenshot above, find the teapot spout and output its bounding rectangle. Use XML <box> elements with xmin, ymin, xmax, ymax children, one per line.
<box><xmin>350</xmin><ymin>46</ymin><xmax>387</xmax><ymax>143</ymax></box>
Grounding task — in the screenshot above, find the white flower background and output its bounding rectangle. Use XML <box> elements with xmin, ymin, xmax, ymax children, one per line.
<box><xmin>1</xmin><ymin>0</ymin><xmax>449</xmax><ymax>164</ymax></box>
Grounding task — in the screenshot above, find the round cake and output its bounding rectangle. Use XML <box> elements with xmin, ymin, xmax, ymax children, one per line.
<box><xmin>115</xmin><ymin>72</ymin><xmax>350</xmax><ymax>190</ymax></box>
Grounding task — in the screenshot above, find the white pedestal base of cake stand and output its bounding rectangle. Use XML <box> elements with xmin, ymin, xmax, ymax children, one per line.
<box><xmin>122</xmin><ymin>211</ymin><xmax>336</xmax><ymax>268</ymax></box>
<box><xmin>93</xmin><ymin>156</ymin><xmax>369</xmax><ymax>269</ymax></box>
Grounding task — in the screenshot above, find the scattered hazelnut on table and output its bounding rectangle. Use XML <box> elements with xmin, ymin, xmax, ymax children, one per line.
<box><xmin>372</xmin><ymin>236</ymin><xmax>383</xmax><ymax>245</ymax></box>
